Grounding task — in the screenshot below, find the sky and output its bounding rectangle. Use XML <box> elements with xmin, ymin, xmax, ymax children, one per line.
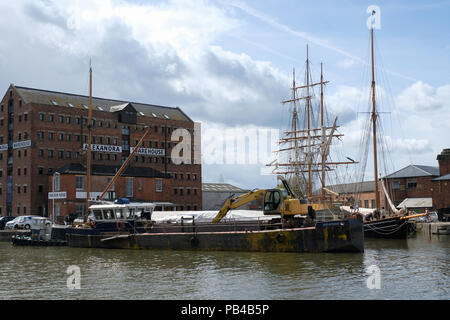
<box><xmin>0</xmin><ymin>0</ymin><xmax>449</xmax><ymax>190</ymax></box>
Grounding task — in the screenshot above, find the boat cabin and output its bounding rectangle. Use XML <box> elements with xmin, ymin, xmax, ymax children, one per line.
<box><xmin>89</xmin><ymin>201</ymin><xmax>155</xmax><ymax>221</ymax></box>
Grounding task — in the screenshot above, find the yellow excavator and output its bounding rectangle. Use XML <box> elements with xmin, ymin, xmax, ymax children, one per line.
<box><xmin>212</xmin><ymin>176</ymin><xmax>327</xmax><ymax>224</ymax></box>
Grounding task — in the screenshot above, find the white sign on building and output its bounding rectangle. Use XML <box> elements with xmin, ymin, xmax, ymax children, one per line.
<box><xmin>13</xmin><ymin>140</ymin><xmax>31</xmax><ymax>149</ymax></box>
<box><xmin>130</xmin><ymin>147</ymin><xmax>165</xmax><ymax>156</ymax></box>
<box><xmin>48</xmin><ymin>191</ymin><xmax>67</xmax><ymax>199</ymax></box>
<box><xmin>0</xmin><ymin>144</ymin><xmax>8</xmax><ymax>151</ymax></box>
<box><xmin>83</xmin><ymin>143</ymin><xmax>122</xmax><ymax>153</ymax></box>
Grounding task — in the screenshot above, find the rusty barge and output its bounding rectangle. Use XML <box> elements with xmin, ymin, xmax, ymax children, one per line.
<box><xmin>66</xmin><ymin>198</ymin><xmax>364</xmax><ymax>253</ymax></box>
<box><xmin>66</xmin><ymin>217</ymin><xmax>364</xmax><ymax>253</ymax></box>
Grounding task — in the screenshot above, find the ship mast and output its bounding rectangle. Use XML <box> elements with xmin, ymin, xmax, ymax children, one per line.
<box><xmin>85</xmin><ymin>62</ymin><xmax>93</xmax><ymax>222</ymax></box>
<box><xmin>305</xmin><ymin>45</ymin><xmax>312</xmax><ymax>200</ymax></box>
<box><xmin>320</xmin><ymin>62</ymin><xmax>325</xmax><ymax>201</ymax></box>
<box><xmin>292</xmin><ymin>68</ymin><xmax>301</xmax><ymax>198</ymax></box>
<box><xmin>272</xmin><ymin>46</ymin><xmax>355</xmax><ymax>201</ymax></box>
<box><xmin>370</xmin><ymin>27</ymin><xmax>380</xmax><ymax>210</ymax></box>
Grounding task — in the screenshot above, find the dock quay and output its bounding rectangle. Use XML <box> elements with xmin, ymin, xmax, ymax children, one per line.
<box><xmin>415</xmin><ymin>222</ymin><xmax>450</xmax><ymax>235</ymax></box>
<box><xmin>0</xmin><ymin>230</ymin><xmax>31</xmax><ymax>242</ymax></box>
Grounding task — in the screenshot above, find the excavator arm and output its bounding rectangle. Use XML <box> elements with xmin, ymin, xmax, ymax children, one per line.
<box><xmin>212</xmin><ymin>189</ymin><xmax>267</xmax><ymax>223</ymax></box>
<box><xmin>277</xmin><ymin>175</ymin><xmax>295</xmax><ymax>197</ymax></box>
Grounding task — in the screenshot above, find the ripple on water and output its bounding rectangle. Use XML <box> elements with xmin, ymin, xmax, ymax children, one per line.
<box><xmin>0</xmin><ymin>234</ymin><xmax>448</xmax><ymax>300</ymax></box>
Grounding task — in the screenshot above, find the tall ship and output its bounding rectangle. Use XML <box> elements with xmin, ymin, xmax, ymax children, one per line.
<box><xmin>65</xmin><ymin>55</ymin><xmax>364</xmax><ymax>253</ymax></box>
<box><xmin>340</xmin><ymin>20</ymin><xmax>426</xmax><ymax>238</ymax></box>
<box><xmin>268</xmin><ymin>45</ymin><xmax>357</xmax><ymax>219</ymax></box>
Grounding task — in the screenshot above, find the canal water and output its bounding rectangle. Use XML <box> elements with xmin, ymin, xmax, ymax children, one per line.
<box><xmin>0</xmin><ymin>233</ymin><xmax>448</xmax><ymax>300</ymax></box>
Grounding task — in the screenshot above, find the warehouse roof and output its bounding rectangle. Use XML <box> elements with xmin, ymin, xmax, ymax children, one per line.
<box><xmin>397</xmin><ymin>198</ymin><xmax>432</xmax><ymax>209</ymax></box>
<box><xmin>384</xmin><ymin>164</ymin><xmax>439</xmax><ymax>179</ymax></box>
<box><xmin>432</xmin><ymin>173</ymin><xmax>450</xmax><ymax>181</ymax></box>
<box><xmin>202</xmin><ymin>183</ymin><xmax>249</xmax><ymax>193</ymax></box>
<box><xmin>12</xmin><ymin>85</ymin><xmax>192</xmax><ymax>122</ymax></box>
<box><xmin>313</xmin><ymin>181</ymin><xmax>376</xmax><ymax>195</ymax></box>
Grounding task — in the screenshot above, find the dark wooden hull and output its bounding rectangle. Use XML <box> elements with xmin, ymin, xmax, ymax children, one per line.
<box><xmin>11</xmin><ymin>235</ymin><xmax>67</xmax><ymax>246</ymax></box>
<box><xmin>66</xmin><ymin>218</ymin><xmax>364</xmax><ymax>253</ymax></box>
<box><xmin>364</xmin><ymin>216</ymin><xmax>415</xmax><ymax>239</ymax></box>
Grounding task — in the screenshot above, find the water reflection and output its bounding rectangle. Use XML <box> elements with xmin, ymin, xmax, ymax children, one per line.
<box><xmin>0</xmin><ymin>233</ymin><xmax>448</xmax><ymax>300</ymax></box>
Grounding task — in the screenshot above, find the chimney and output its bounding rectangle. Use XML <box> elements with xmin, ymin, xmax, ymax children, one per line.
<box><xmin>436</xmin><ymin>149</ymin><xmax>450</xmax><ymax>176</ymax></box>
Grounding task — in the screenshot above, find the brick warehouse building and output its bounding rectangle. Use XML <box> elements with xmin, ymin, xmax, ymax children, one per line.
<box><xmin>0</xmin><ymin>84</ymin><xmax>202</xmax><ymax>220</ymax></box>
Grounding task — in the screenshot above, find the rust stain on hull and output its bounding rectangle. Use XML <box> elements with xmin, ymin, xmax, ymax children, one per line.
<box><xmin>67</xmin><ymin>218</ymin><xmax>364</xmax><ymax>253</ymax></box>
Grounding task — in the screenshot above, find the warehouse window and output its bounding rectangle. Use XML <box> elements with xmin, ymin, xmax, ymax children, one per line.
<box><xmin>406</xmin><ymin>180</ymin><xmax>417</xmax><ymax>189</ymax></box>
<box><xmin>51</xmin><ymin>100</ymin><xmax>58</xmax><ymax>106</ymax></box>
<box><xmin>392</xmin><ymin>181</ymin><xmax>400</xmax><ymax>190</ymax></box>
<box><xmin>76</xmin><ymin>205</ymin><xmax>84</xmax><ymax>217</ymax></box>
<box><xmin>156</xmin><ymin>179</ymin><xmax>163</xmax><ymax>193</ymax></box>
<box><xmin>76</xmin><ymin>176</ymin><xmax>84</xmax><ymax>190</ymax></box>
<box><xmin>126</xmin><ymin>178</ymin><xmax>133</xmax><ymax>197</ymax></box>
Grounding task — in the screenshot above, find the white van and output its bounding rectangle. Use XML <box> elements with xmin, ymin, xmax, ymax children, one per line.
<box><xmin>5</xmin><ymin>216</ymin><xmax>52</xmax><ymax>229</ymax></box>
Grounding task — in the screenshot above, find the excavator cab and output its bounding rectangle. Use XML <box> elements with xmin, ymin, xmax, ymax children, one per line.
<box><xmin>263</xmin><ymin>189</ymin><xmax>283</xmax><ymax>215</ymax></box>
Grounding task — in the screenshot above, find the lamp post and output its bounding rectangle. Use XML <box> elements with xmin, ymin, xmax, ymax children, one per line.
<box><xmin>52</xmin><ymin>172</ymin><xmax>60</xmax><ymax>222</ymax></box>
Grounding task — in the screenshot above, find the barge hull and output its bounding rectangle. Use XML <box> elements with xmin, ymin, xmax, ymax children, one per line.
<box><xmin>67</xmin><ymin>218</ymin><xmax>364</xmax><ymax>253</ymax></box>
<box><xmin>364</xmin><ymin>216</ymin><xmax>414</xmax><ymax>239</ymax></box>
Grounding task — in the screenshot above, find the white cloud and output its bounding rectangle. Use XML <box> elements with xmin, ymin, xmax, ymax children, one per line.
<box><xmin>337</xmin><ymin>58</ymin><xmax>356</xmax><ymax>69</ymax></box>
<box><xmin>396</xmin><ymin>81</ymin><xmax>447</xmax><ymax>112</ymax></box>
<box><xmin>0</xmin><ymin>0</ymin><xmax>448</xmax><ymax>189</ymax></box>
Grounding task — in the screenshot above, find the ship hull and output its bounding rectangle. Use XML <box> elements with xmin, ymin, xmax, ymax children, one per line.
<box><xmin>364</xmin><ymin>216</ymin><xmax>415</xmax><ymax>239</ymax></box>
<box><xmin>66</xmin><ymin>217</ymin><xmax>364</xmax><ymax>253</ymax></box>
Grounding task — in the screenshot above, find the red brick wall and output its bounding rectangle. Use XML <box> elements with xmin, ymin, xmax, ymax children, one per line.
<box><xmin>0</xmin><ymin>84</ymin><xmax>202</xmax><ymax>217</ymax></box>
<box><xmin>438</xmin><ymin>159</ymin><xmax>450</xmax><ymax>176</ymax></box>
<box><xmin>385</xmin><ymin>176</ymin><xmax>434</xmax><ymax>204</ymax></box>
<box><xmin>432</xmin><ymin>180</ymin><xmax>450</xmax><ymax>210</ymax></box>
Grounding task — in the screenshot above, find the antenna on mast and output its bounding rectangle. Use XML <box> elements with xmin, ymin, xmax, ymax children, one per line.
<box><xmin>85</xmin><ymin>60</ymin><xmax>93</xmax><ymax>222</ymax></box>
